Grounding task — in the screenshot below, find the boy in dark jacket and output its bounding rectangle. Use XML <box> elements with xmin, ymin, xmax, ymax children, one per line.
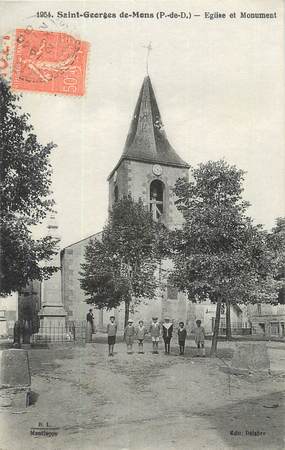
<box><xmin>178</xmin><ymin>321</ymin><xmax>187</xmax><ymax>355</ymax></box>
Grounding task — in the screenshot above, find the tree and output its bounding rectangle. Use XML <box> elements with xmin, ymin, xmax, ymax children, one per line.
<box><xmin>0</xmin><ymin>79</ymin><xmax>58</xmax><ymax>296</ymax></box>
<box><xmin>169</xmin><ymin>160</ymin><xmax>280</xmax><ymax>355</ymax></box>
<box><xmin>268</xmin><ymin>217</ymin><xmax>285</xmax><ymax>304</ymax></box>
<box><xmin>80</xmin><ymin>195</ymin><xmax>162</xmax><ymax>327</ymax></box>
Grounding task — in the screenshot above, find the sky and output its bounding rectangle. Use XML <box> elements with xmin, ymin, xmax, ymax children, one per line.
<box><xmin>1</xmin><ymin>0</ymin><xmax>284</xmax><ymax>248</ymax></box>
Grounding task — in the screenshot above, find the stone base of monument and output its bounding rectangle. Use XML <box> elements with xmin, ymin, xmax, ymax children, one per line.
<box><xmin>37</xmin><ymin>306</ymin><xmax>68</xmax><ymax>342</ymax></box>
<box><xmin>230</xmin><ymin>342</ymin><xmax>270</xmax><ymax>374</ymax></box>
<box><xmin>0</xmin><ymin>349</ymin><xmax>31</xmax><ymax>411</ymax></box>
<box><xmin>21</xmin><ymin>344</ymin><xmax>32</xmax><ymax>350</ymax></box>
<box><xmin>0</xmin><ymin>386</ymin><xmax>31</xmax><ymax>409</ymax></box>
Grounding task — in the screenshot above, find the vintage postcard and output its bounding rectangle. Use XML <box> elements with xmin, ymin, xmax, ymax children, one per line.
<box><xmin>0</xmin><ymin>1</ymin><xmax>284</xmax><ymax>449</ymax></box>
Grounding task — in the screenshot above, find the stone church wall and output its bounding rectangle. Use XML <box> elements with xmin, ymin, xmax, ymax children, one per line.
<box><xmin>109</xmin><ymin>159</ymin><xmax>188</xmax><ymax>229</ymax></box>
<box><xmin>61</xmin><ymin>236</ymin><xmax>191</xmax><ymax>330</ymax></box>
<box><xmin>61</xmin><ymin>232</ymin><xmax>102</xmax><ymax>324</ymax></box>
<box><xmin>127</xmin><ymin>160</ymin><xmax>188</xmax><ymax>229</ymax></box>
<box><xmin>108</xmin><ymin>159</ymin><xmax>130</xmax><ymax>209</ymax></box>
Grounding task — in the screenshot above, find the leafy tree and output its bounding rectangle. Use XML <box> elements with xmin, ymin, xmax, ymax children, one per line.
<box><xmin>80</xmin><ymin>195</ymin><xmax>163</xmax><ymax>327</ymax></box>
<box><xmin>268</xmin><ymin>217</ymin><xmax>285</xmax><ymax>304</ymax></box>
<box><xmin>0</xmin><ymin>79</ymin><xmax>58</xmax><ymax>295</ymax></box>
<box><xmin>169</xmin><ymin>160</ymin><xmax>280</xmax><ymax>355</ymax></box>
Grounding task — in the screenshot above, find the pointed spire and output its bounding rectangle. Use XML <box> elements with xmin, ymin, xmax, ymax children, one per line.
<box><xmin>111</xmin><ymin>77</ymin><xmax>189</xmax><ymax>176</ymax></box>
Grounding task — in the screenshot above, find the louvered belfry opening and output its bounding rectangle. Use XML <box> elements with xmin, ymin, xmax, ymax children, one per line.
<box><xmin>150</xmin><ymin>179</ymin><xmax>164</xmax><ymax>221</ymax></box>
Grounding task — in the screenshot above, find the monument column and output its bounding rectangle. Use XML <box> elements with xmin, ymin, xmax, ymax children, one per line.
<box><xmin>187</xmin><ymin>301</ymin><xmax>196</xmax><ymax>332</ymax></box>
<box><xmin>38</xmin><ymin>215</ymin><xmax>67</xmax><ymax>338</ymax></box>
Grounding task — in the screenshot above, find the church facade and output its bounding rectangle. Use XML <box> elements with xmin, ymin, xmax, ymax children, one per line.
<box><xmin>61</xmin><ymin>76</ymin><xmax>194</xmax><ymax>330</ymax></box>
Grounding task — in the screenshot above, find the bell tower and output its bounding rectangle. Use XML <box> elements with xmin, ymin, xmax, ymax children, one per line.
<box><xmin>107</xmin><ymin>76</ymin><xmax>189</xmax><ymax>229</ymax></box>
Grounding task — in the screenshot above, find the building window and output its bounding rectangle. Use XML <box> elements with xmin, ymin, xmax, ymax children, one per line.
<box><xmin>167</xmin><ymin>284</ymin><xmax>178</xmax><ymax>300</ymax></box>
<box><xmin>150</xmin><ymin>180</ymin><xmax>164</xmax><ymax>221</ymax></box>
<box><xmin>257</xmin><ymin>303</ymin><xmax>261</xmax><ymax>315</ymax></box>
<box><xmin>114</xmin><ymin>185</ymin><xmax>119</xmax><ymax>202</ymax></box>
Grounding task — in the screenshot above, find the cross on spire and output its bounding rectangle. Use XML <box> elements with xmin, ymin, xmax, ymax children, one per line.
<box><xmin>143</xmin><ymin>41</ymin><xmax>152</xmax><ymax>75</ymax></box>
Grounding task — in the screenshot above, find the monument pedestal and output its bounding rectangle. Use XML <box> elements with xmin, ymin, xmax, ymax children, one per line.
<box><xmin>38</xmin><ymin>306</ymin><xmax>67</xmax><ymax>342</ymax></box>
<box><xmin>0</xmin><ymin>349</ymin><xmax>31</xmax><ymax>410</ymax></box>
<box><xmin>37</xmin><ymin>215</ymin><xmax>67</xmax><ymax>342</ymax></box>
<box><xmin>231</xmin><ymin>342</ymin><xmax>270</xmax><ymax>374</ymax></box>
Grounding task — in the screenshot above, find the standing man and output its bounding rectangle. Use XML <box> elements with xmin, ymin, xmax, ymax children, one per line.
<box><xmin>86</xmin><ymin>308</ymin><xmax>95</xmax><ymax>343</ymax></box>
<box><xmin>86</xmin><ymin>309</ymin><xmax>95</xmax><ymax>331</ymax></box>
<box><xmin>149</xmin><ymin>317</ymin><xmax>160</xmax><ymax>354</ymax></box>
<box><xmin>107</xmin><ymin>316</ymin><xmax>117</xmax><ymax>356</ymax></box>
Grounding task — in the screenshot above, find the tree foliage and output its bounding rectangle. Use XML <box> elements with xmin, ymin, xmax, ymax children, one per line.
<box><xmin>0</xmin><ymin>79</ymin><xmax>58</xmax><ymax>295</ymax></box>
<box><xmin>169</xmin><ymin>160</ymin><xmax>281</xmax><ymax>354</ymax></box>
<box><xmin>80</xmin><ymin>195</ymin><xmax>163</xmax><ymax>325</ymax></box>
<box><xmin>268</xmin><ymin>217</ymin><xmax>285</xmax><ymax>303</ymax></box>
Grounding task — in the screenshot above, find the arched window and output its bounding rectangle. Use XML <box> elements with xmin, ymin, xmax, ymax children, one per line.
<box><xmin>150</xmin><ymin>180</ymin><xmax>164</xmax><ymax>221</ymax></box>
<box><xmin>114</xmin><ymin>185</ymin><xmax>119</xmax><ymax>202</ymax></box>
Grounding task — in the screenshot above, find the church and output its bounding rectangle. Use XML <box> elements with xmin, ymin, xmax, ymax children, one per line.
<box><xmin>17</xmin><ymin>75</ymin><xmax>250</xmax><ymax>335</ymax></box>
<box><xmin>14</xmin><ymin>76</ymin><xmax>285</xmax><ymax>338</ymax></box>
<box><xmin>60</xmin><ymin>75</ymin><xmax>194</xmax><ymax>330</ymax></box>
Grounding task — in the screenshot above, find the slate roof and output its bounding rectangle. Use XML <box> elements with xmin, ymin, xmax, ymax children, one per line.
<box><xmin>108</xmin><ymin>76</ymin><xmax>189</xmax><ymax>179</ymax></box>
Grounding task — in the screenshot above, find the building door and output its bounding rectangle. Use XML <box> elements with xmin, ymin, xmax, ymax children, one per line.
<box><xmin>270</xmin><ymin>322</ymin><xmax>279</xmax><ymax>336</ymax></box>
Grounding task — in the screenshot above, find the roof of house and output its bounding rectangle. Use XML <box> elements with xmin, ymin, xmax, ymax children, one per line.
<box><xmin>61</xmin><ymin>231</ymin><xmax>102</xmax><ymax>252</ymax></box>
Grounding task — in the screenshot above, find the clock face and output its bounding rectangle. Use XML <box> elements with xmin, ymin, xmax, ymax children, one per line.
<box><xmin>153</xmin><ymin>164</ymin><xmax>162</xmax><ymax>176</ymax></box>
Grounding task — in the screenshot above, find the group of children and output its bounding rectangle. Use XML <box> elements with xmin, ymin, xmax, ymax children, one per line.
<box><xmin>106</xmin><ymin>315</ymin><xmax>206</xmax><ymax>357</ymax></box>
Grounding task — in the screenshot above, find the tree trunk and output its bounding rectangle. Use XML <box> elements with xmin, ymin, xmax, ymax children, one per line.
<box><xmin>124</xmin><ymin>298</ymin><xmax>130</xmax><ymax>328</ymax></box>
<box><xmin>210</xmin><ymin>298</ymin><xmax>222</xmax><ymax>356</ymax></box>
<box><xmin>226</xmin><ymin>299</ymin><xmax>231</xmax><ymax>340</ymax></box>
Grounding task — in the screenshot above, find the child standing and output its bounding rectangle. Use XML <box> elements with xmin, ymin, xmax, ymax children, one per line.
<box><xmin>162</xmin><ymin>317</ymin><xmax>173</xmax><ymax>354</ymax></box>
<box><xmin>149</xmin><ymin>317</ymin><xmax>160</xmax><ymax>354</ymax></box>
<box><xmin>194</xmin><ymin>319</ymin><xmax>206</xmax><ymax>357</ymax></box>
<box><xmin>124</xmin><ymin>319</ymin><xmax>136</xmax><ymax>354</ymax></box>
<box><xmin>177</xmin><ymin>322</ymin><xmax>187</xmax><ymax>355</ymax></box>
<box><xmin>136</xmin><ymin>320</ymin><xmax>147</xmax><ymax>354</ymax></box>
<box><xmin>107</xmin><ymin>316</ymin><xmax>117</xmax><ymax>357</ymax></box>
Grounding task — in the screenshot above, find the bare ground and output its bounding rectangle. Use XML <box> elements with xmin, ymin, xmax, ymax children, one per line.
<box><xmin>0</xmin><ymin>338</ymin><xmax>284</xmax><ymax>450</ymax></box>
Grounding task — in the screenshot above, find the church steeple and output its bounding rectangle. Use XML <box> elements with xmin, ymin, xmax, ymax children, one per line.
<box><xmin>108</xmin><ymin>75</ymin><xmax>189</xmax><ymax>229</ymax></box>
<box><xmin>108</xmin><ymin>76</ymin><xmax>189</xmax><ymax>179</ymax></box>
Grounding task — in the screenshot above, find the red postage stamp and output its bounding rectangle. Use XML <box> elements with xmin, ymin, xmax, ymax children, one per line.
<box><xmin>11</xmin><ymin>29</ymin><xmax>89</xmax><ymax>96</ymax></box>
